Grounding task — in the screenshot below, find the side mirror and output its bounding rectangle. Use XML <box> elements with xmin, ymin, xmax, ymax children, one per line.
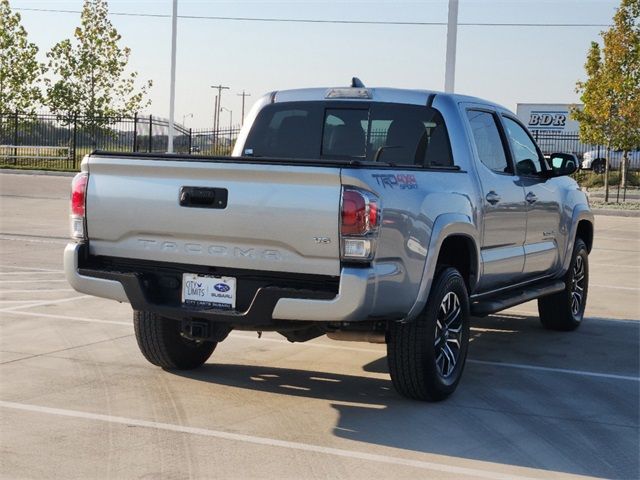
<box><xmin>548</xmin><ymin>153</ymin><xmax>578</xmax><ymax>177</ymax></box>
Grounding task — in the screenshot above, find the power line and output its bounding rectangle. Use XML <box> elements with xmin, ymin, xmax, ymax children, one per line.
<box><xmin>14</xmin><ymin>7</ymin><xmax>611</xmax><ymax>28</ymax></box>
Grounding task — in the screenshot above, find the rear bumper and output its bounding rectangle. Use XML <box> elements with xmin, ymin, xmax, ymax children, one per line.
<box><xmin>64</xmin><ymin>243</ymin><xmax>379</xmax><ymax>325</ymax></box>
<box><xmin>64</xmin><ymin>243</ymin><xmax>128</xmax><ymax>302</ymax></box>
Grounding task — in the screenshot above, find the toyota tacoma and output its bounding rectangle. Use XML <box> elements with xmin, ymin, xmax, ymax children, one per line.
<box><xmin>65</xmin><ymin>80</ymin><xmax>594</xmax><ymax>401</ymax></box>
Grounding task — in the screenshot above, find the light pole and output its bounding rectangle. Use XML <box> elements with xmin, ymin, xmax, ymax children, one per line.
<box><xmin>182</xmin><ymin>113</ymin><xmax>193</xmax><ymax>127</ymax></box>
<box><xmin>167</xmin><ymin>0</ymin><xmax>178</xmax><ymax>153</ymax></box>
<box><xmin>444</xmin><ymin>0</ymin><xmax>459</xmax><ymax>93</ymax></box>
<box><xmin>220</xmin><ymin>107</ymin><xmax>233</xmax><ymax>132</ymax></box>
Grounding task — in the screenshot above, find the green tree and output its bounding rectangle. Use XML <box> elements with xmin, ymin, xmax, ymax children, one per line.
<box><xmin>573</xmin><ymin>0</ymin><xmax>640</xmax><ymax>202</ymax></box>
<box><xmin>45</xmin><ymin>0</ymin><xmax>152</xmax><ymax>128</ymax></box>
<box><xmin>0</xmin><ymin>0</ymin><xmax>44</xmax><ymax>114</ymax></box>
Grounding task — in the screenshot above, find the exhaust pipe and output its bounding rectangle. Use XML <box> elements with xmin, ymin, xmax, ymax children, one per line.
<box><xmin>326</xmin><ymin>331</ymin><xmax>386</xmax><ymax>344</ymax></box>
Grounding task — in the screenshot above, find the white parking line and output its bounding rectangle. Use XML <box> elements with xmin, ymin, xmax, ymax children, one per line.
<box><xmin>229</xmin><ymin>334</ymin><xmax>640</xmax><ymax>382</ymax></box>
<box><xmin>501</xmin><ymin>310</ymin><xmax>640</xmax><ymax>325</ymax></box>
<box><xmin>0</xmin><ymin>265</ymin><xmax>63</xmax><ymax>272</ymax></box>
<box><xmin>0</xmin><ymin>295</ymin><xmax>88</xmax><ymax>313</ymax></box>
<box><xmin>1</xmin><ymin>289</ymin><xmax>75</xmax><ymax>293</ymax></box>
<box><xmin>0</xmin><ymin>279</ymin><xmax>68</xmax><ymax>284</ymax></box>
<box><xmin>0</xmin><ymin>235</ymin><xmax>66</xmax><ymax>245</ymax></box>
<box><xmin>591</xmin><ymin>284</ymin><xmax>639</xmax><ymax>291</ymax></box>
<box><xmin>4</xmin><ymin>312</ymin><xmax>636</xmax><ymax>382</ymax></box>
<box><xmin>590</xmin><ymin>263</ymin><xmax>640</xmax><ymax>269</ymax></box>
<box><xmin>468</xmin><ymin>360</ymin><xmax>639</xmax><ymax>382</ymax></box>
<box><xmin>6</xmin><ymin>310</ymin><xmax>130</xmax><ymax>326</ymax></box>
<box><xmin>0</xmin><ymin>400</ymin><xmax>542</xmax><ymax>480</ymax></box>
<box><xmin>0</xmin><ymin>300</ymin><xmax>41</xmax><ymax>305</ymax></box>
<box><xmin>0</xmin><ymin>271</ymin><xmax>65</xmax><ymax>276</ymax></box>
<box><xmin>595</xmin><ymin>236</ymin><xmax>640</xmax><ymax>242</ymax></box>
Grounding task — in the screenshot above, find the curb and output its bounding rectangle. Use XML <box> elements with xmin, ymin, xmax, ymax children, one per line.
<box><xmin>0</xmin><ymin>169</ymin><xmax>76</xmax><ymax>177</ymax></box>
<box><xmin>592</xmin><ymin>208</ymin><xmax>640</xmax><ymax>217</ymax></box>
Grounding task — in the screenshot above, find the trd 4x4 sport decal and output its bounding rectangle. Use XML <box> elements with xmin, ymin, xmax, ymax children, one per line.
<box><xmin>372</xmin><ymin>173</ymin><xmax>418</xmax><ymax>190</ymax></box>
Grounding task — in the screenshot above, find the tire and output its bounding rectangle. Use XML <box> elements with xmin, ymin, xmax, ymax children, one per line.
<box><xmin>133</xmin><ymin>310</ymin><xmax>217</xmax><ymax>370</ymax></box>
<box><xmin>592</xmin><ymin>159</ymin><xmax>605</xmax><ymax>174</ymax></box>
<box><xmin>538</xmin><ymin>238</ymin><xmax>589</xmax><ymax>331</ymax></box>
<box><xmin>387</xmin><ymin>267</ymin><xmax>470</xmax><ymax>401</ymax></box>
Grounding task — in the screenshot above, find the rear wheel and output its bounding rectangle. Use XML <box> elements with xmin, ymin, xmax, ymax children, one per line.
<box><xmin>538</xmin><ymin>238</ymin><xmax>589</xmax><ymax>331</ymax></box>
<box><xmin>133</xmin><ymin>310</ymin><xmax>217</xmax><ymax>369</ymax></box>
<box><xmin>387</xmin><ymin>268</ymin><xmax>470</xmax><ymax>401</ymax></box>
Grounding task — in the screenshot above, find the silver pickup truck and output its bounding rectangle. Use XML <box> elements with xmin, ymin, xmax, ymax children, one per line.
<box><xmin>65</xmin><ymin>82</ymin><xmax>594</xmax><ymax>401</ymax></box>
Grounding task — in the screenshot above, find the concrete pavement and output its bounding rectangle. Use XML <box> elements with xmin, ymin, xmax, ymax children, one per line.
<box><xmin>1</xmin><ymin>173</ymin><xmax>638</xmax><ymax>479</ymax></box>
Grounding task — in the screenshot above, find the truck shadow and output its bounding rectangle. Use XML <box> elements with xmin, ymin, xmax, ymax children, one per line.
<box><xmin>173</xmin><ymin>312</ymin><xmax>639</xmax><ymax>479</ymax></box>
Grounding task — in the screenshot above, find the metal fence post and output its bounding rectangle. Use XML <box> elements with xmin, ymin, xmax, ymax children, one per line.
<box><xmin>148</xmin><ymin>114</ymin><xmax>153</xmax><ymax>152</ymax></box>
<box><xmin>72</xmin><ymin>114</ymin><xmax>78</xmax><ymax>169</ymax></box>
<box><xmin>12</xmin><ymin>111</ymin><xmax>18</xmax><ymax>165</ymax></box>
<box><xmin>133</xmin><ymin>112</ymin><xmax>138</xmax><ymax>152</ymax></box>
<box><xmin>188</xmin><ymin>128</ymin><xmax>192</xmax><ymax>154</ymax></box>
<box><xmin>623</xmin><ymin>155</ymin><xmax>628</xmax><ymax>202</ymax></box>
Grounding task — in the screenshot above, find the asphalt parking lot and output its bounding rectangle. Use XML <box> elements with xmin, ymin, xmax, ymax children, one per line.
<box><xmin>1</xmin><ymin>172</ymin><xmax>639</xmax><ymax>480</ymax></box>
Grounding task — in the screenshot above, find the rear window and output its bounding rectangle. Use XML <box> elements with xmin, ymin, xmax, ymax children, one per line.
<box><xmin>243</xmin><ymin>101</ymin><xmax>453</xmax><ymax>167</ymax></box>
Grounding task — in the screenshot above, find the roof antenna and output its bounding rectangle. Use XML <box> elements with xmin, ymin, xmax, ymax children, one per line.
<box><xmin>351</xmin><ymin>77</ymin><xmax>365</xmax><ymax>88</ymax></box>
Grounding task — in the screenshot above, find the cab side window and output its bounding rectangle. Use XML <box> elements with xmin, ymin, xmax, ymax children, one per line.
<box><xmin>466</xmin><ymin>110</ymin><xmax>510</xmax><ymax>174</ymax></box>
<box><xmin>502</xmin><ymin>117</ymin><xmax>545</xmax><ymax>175</ymax></box>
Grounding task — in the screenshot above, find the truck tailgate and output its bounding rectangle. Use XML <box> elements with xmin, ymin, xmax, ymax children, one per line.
<box><xmin>85</xmin><ymin>155</ymin><xmax>341</xmax><ymax>276</ymax></box>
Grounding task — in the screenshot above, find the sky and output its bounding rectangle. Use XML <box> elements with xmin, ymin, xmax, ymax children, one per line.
<box><xmin>11</xmin><ymin>0</ymin><xmax>619</xmax><ymax>129</ymax></box>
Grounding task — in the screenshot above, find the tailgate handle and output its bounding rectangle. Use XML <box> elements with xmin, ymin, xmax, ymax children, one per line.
<box><xmin>179</xmin><ymin>186</ymin><xmax>228</xmax><ymax>209</ymax></box>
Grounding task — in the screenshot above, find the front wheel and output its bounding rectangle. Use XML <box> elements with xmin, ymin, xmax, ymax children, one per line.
<box><xmin>538</xmin><ymin>238</ymin><xmax>589</xmax><ymax>331</ymax></box>
<box><xmin>133</xmin><ymin>310</ymin><xmax>217</xmax><ymax>370</ymax></box>
<box><xmin>387</xmin><ymin>267</ymin><xmax>470</xmax><ymax>401</ymax></box>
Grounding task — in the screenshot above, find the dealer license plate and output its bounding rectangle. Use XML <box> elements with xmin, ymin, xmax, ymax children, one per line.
<box><xmin>182</xmin><ymin>274</ymin><xmax>236</xmax><ymax>310</ymax></box>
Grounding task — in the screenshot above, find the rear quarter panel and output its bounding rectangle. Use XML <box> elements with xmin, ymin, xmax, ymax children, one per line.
<box><xmin>340</xmin><ymin>168</ymin><xmax>479</xmax><ymax>318</ymax></box>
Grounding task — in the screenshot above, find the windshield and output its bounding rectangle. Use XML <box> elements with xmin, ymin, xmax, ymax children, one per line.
<box><xmin>242</xmin><ymin>101</ymin><xmax>453</xmax><ymax>167</ymax></box>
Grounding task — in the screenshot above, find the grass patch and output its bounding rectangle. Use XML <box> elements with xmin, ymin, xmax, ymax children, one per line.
<box><xmin>590</xmin><ymin>201</ymin><xmax>640</xmax><ymax>210</ymax></box>
<box><xmin>575</xmin><ymin>170</ymin><xmax>640</xmax><ymax>188</ymax></box>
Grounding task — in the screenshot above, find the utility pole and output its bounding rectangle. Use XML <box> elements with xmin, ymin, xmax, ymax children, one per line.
<box><xmin>237</xmin><ymin>90</ymin><xmax>251</xmax><ymax>125</ymax></box>
<box><xmin>444</xmin><ymin>0</ymin><xmax>459</xmax><ymax>93</ymax></box>
<box><xmin>213</xmin><ymin>95</ymin><xmax>218</xmax><ymax>130</ymax></box>
<box><xmin>210</xmin><ymin>84</ymin><xmax>229</xmax><ymax>134</ymax></box>
<box><xmin>167</xmin><ymin>0</ymin><xmax>178</xmax><ymax>153</ymax></box>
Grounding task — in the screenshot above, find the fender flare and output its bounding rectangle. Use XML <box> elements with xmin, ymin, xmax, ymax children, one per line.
<box><xmin>561</xmin><ymin>205</ymin><xmax>594</xmax><ymax>274</ymax></box>
<box><xmin>404</xmin><ymin>213</ymin><xmax>480</xmax><ymax>322</ymax></box>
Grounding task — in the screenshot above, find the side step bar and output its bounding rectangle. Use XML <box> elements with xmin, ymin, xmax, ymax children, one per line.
<box><xmin>470</xmin><ymin>280</ymin><xmax>565</xmax><ymax>317</ymax></box>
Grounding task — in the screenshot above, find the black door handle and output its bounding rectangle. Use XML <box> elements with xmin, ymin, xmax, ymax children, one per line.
<box><xmin>486</xmin><ymin>191</ymin><xmax>501</xmax><ymax>205</ymax></box>
<box><xmin>526</xmin><ymin>192</ymin><xmax>538</xmax><ymax>204</ymax></box>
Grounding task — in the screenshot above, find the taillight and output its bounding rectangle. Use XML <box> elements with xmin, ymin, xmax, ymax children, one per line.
<box><xmin>340</xmin><ymin>187</ymin><xmax>380</xmax><ymax>262</ymax></box>
<box><xmin>70</xmin><ymin>172</ymin><xmax>88</xmax><ymax>240</ymax></box>
<box><xmin>341</xmin><ymin>190</ymin><xmax>367</xmax><ymax>235</ymax></box>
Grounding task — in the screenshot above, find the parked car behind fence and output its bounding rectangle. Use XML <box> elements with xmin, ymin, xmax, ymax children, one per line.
<box><xmin>581</xmin><ymin>148</ymin><xmax>640</xmax><ymax>174</ymax></box>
